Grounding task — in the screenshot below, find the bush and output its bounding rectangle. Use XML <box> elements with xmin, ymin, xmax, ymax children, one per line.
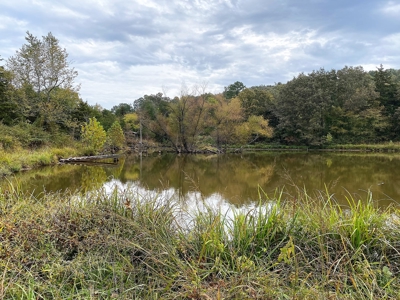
<box><xmin>81</xmin><ymin>117</ymin><xmax>107</xmax><ymax>154</ymax></box>
<box><xmin>0</xmin><ymin>122</ymin><xmax>52</xmax><ymax>149</ymax></box>
<box><xmin>0</xmin><ymin>135</ymin><xmax>18</xmax><ymax>150</ymax></box>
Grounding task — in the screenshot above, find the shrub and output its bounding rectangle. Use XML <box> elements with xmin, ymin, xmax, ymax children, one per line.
<box><xmin>81</xmin><ymin>117</ymin><xmax>107</xmax><ymax>154</ymax></box>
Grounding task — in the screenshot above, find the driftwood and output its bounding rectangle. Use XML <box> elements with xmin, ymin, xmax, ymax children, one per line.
<box><xmin>59</xmin><ymin>154</ymin><xmax>120</xmax><ymax>163</ymax></box>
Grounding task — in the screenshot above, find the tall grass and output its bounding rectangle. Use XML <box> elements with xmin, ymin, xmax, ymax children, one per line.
<box><xmin>0</xmin><ymin>182</ymin><xmax>399</xmax><ymax>299</ymax></box>
<box><xmin>0</xmin><ymin>121</ymin><xmax>86</xmax><ymax>176</ymax></box>
<box><xmin>0</xmin><ymin>147</ymin><xmax>82</xmax><ymax>176</ymax></box>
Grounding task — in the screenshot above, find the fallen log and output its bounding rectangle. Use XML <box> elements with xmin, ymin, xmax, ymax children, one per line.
<box><xmin>59</xmin><ymin>154</ymin><xmax>121</xmax><ymax>163</ymax></box>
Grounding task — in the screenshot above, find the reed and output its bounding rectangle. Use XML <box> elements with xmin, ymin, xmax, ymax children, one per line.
<box><xmin>0</xmin><ymin>181</ymin><xmax>399</xmax><ymax>299</ymax></box>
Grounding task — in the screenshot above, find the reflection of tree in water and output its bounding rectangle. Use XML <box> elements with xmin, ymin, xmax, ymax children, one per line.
<box><xmin>108</xmin><ymin>156</ymin><xmax>125</xmax><ymax>179</ymax></box>
<box><xmin>272</xmin><ymin>153</ymin><xmax>400</xmax><ymax>206</ymax></box>
<box><xmin>190</xmin><ymin>155</ymin><xmax>276</xmax><ymax>205</ymax></box>
<box><xmin>1</xmin><ymin>164</ymin><xmax>85</xmax><ymax>196</ymax></box>
<box><xmin>121</xmin><ymin>152</ymin><xmax>400</xmax><ymax>207</ymax></box>
<box><xmin>132</xmin><ymin>153</ymin><xmax>277</xmax><ymax>206</ymax></box>
<box><xmin>119</xmin><ymin>155</ymin><xmax>144</xmax><ymax>182</ymax></box>
<box><xmin>4</xmin><ymin>152</ymin><xmax>400</xmax><ymax>207</ymax></box>
<box><xmin>81</xmin><ymin>166</ymin><xmax>107</xmax><ymax>191</ymax></box>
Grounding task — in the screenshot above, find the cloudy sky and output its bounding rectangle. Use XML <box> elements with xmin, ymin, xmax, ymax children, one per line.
<box><xmin>1</xmin><ymin>0</ymin><xmax>399</xmax><ymax>109</ymax></box>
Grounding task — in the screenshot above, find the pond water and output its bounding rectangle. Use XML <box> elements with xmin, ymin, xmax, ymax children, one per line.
<box><xmin>2</xmin><ymin>152</ymin><xmax>400</xmax><ymax>208</ymax></box>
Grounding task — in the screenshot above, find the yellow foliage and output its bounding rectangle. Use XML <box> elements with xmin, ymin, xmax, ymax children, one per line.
<box><xmin>124</xmin><ymin>113</ymin><xmax>140</xmax><ymax>132</ymax></box>
<box><xmin>106</xmin><ymin>121</ymin><xmax>126</xmax><ymax>149</ymax></box>
<box><xmin>81</xmin><ymin>117</ymin><xmax>107</xmax><ymax>154</ymax></box>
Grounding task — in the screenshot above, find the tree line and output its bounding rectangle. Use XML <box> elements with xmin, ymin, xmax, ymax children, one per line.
<box><xmin>1</xmin><ymin>32</ymin><xmax>400</xmax><ymax>153</ymax></box>
<box><xmin>130</xmin><ymin>65</ymin><xmax>400</xmax><ymax>149</ymax></box>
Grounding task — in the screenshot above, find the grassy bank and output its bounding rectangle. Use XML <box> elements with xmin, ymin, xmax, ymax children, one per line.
<box><xmin>0</xmin><ymin>122</ymin><xmax>86</xmax><ymax>176</ymax></box>
<box><xmin>1</xmin><ymin>184</ymin><xmax>399</xmax><ymax>299</ymax></box>
<box><xmin>0</xmin><ymin>147</ymin><xmax>82</xmax><ymax>176</ymax></box>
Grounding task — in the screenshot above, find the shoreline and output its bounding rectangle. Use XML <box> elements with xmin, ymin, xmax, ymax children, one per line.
<box><xmin>2</xmin><ymin>144</ymin><xmax>400</xmax><ymax>177</ymax></box>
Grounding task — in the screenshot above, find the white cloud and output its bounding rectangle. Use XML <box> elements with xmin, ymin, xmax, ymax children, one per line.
<box><xmin>1</xmin><ymin>0</ymin><xmax>400</xmax><ymax>108</ymax></box>
<box><xmin>381</xmin><ymin>1</ymin><xmax>400</xmax><ymax>14</ymax></box>
<box><xmin>77</xmin><ymin>62</ymin><xmax>214</xmax><ymax>106</ymax></box>
<box><xmin>48</xmin><ymin>5</ymin><xmax>89</xmax><ymax>19</ymax></box>
<box><xmin>0</xmin><ymin>15</ymin><xmax>28</xmax><ymax>29</ymax></box>
<box><xmin>68</xmin><ymin>39</ymin><xmax>124</xmax><ymax>61</ymax></box>
<box><xmin>382</xmin><ymin>33</ymin><xmax>400</xmax><ymax>47</ymax></box>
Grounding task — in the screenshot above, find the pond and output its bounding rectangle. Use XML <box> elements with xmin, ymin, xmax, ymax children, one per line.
<box><xmin>2</xmin><ymin>151</ymin><xmax>400</xmax><ymax>208</ymax></box>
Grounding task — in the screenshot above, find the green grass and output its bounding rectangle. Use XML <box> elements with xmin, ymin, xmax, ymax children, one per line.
<box><xmin>0</xmin><ymin>147</ymin><xmax>83</xmax><ymax>176</ymax></box>
<box><xmin>0</xmin><ymin>122</ymin><xmax>89</xmax><ymax>176</ymax></box>
<box><xmin>0</xmin><ymin>183</ymin><xmax>399</xmax><ymax>299</ymax></box>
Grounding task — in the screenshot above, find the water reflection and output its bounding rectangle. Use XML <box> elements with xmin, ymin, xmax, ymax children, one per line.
<box><xmin>125</xmin><ymin>153</ymin><xmax>277</xmax><ymax>205</ymax></box>
<box><xmin>2</xmin><ymin>152</ymin><xmax>400</xmax><ymax>207</ymax></box>
<box><xmin>2</xmin><ymin>158</ymin><xmax>125</xmax><ymax>197</ymax></box>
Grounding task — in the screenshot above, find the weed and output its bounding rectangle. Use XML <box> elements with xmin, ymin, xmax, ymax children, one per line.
<box><xmin>0</xmin><ymin>182</ymin><xmax>399</xmax><ymax>299</ymax></box>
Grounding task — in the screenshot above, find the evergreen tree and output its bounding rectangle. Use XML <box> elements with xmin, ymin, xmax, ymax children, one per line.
<box><xmin>372</xmin><ymin>65</ymin><xmax>400</xmax><ymax>140</ymax></box>
<box><xmin>223</xmin><ymin>81</ymin><xmax>246</xmax><ymax>99</ymax></box>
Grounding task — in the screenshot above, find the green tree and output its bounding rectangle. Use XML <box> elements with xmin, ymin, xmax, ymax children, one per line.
<box><xmin>0</xmin><ymin>63</ymin><xmax>20</xmax><ymax>125</ymax></box>
<box><xmin>0</xmin><ymin>57</ymin><xmax>6</xmax><ymax>95</ymax></box>
<box><xmin>6</xmin><ymin>32</ymin><xmax>79</xmax><ymax>131</ymax></box>
<box><xmin>106</xmin><ymin>121</ymin><xmax>126</xmax><ymax>152</ymax></box>
<box><xmin>100</xmin><ymin>109</ymin><xmax>117</xmax><ymax>131</ymax></box>
<box><xmin>136</xmin><ymin>89</ymin><xmax>273</xmax><ymax>150</ymax></box>
<box><xmin>275</xmin><ymin>69</ymin><xmax>337</xmax><ymax>145</ymax></box>
<box><xmin>66</xmin><ymin>101</ymin><xmax>104</xmax><ymax>139</ymax></box>
<box><xmin>371</xmin><ymin>65</ymin><xmax>400</xmax><ymax>140</ymax></box>
<box><xmin>373</xmin><ymin>65</ymin><xmax>399</xmax><ymax>115</ymax></box>
<box><xmin>111</xmin><ymin>103</ymin><xmax>133</xmax><ymax>117</ymax></box>
<box><xmin>223</xmin><ymin>81</ymin><xmax>246</xmax><ymax>99</ymax></box>
<box><xmin>237</xmin><ymin>88</ymin><xmax>275</xmax><ymax>120</ymax></box>
<box><xmin>81</xmin><ymin>117</ymin><xmax>106</xmax><ymax>154</ymax></box>
<box><xmin>275</xmin><ymin>66</ymin><xmax>383</xmax><ymax>145</ymax></box>
<box><xmin>7</xmin><ymin>32</ymin><xmax>78</xmax><ymax>99</ymax></box>
<box><xmin>37</xmin><ymin>87</ymin><xmax>82</xmax><ymax>133</ymax></box>
<box><xmin>330</xmin><ymin>66</ymin><xmax>384</xmax><ymax>143</ymax></box>
<box><xmin>134</xmin><ymin>93</ymin><xmax>171</xmax><ymax>145</ymax></box>
<box><xmin>122</xmin><ymin>112</ymin><xmax>140</xmax><ymax>147</ymax></box>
